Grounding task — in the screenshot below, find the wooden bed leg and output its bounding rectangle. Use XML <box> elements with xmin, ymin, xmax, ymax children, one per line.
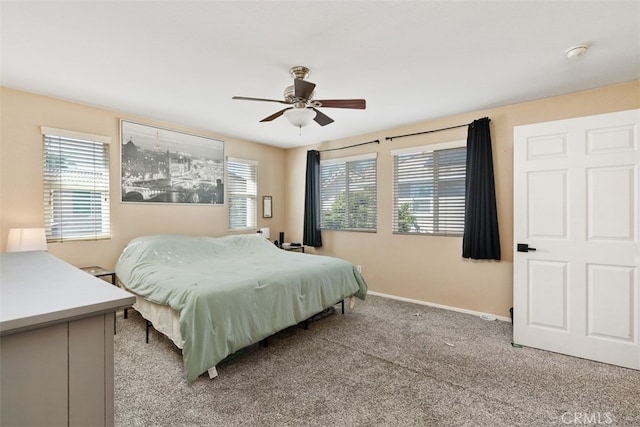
<box><xmin>303</xmin><ymin>320</ymin><xmax>309</xmax><ymax>330</ymax></box>
<box><xmin>146</xmin><ymin>320</ymin><xmax>151</xmax><ymax>343</ymax></box>
<box><xmin>341</xmin><ymin>299</ymin><xmax>345</xmax><ymax>314</ymax></box>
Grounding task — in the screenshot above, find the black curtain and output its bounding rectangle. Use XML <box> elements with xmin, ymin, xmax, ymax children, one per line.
<box><xmin>303</xmin><ymin>150</ymin><xmax>323</xmax><ymax>247</ymax></box>
<box><xmin>462</xmin><ymin>117</ymin><xmax>501</xmax><ymax>260</ymax></box>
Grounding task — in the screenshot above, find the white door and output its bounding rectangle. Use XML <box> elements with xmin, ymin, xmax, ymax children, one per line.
<box><xmin>513</xmin><ymin>109</ymin><xmax>640</xmax><ymax>369</ymax></box>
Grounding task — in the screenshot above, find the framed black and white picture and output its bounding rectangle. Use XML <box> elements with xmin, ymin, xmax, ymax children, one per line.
<box><xmin>120</xmin><ymin>120</ymin><xmax>224</xmax><ymax>204</ymax></box>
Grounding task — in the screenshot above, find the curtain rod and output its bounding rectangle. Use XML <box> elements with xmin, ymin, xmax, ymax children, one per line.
<box><xmin>384</xmin><ymin>118</ymin><xmax>490</xmax><ymax>141</ymax></box>
<box><xmin>318</xmin><ymin>139</ymin><xmax>380</xmax><ymax>153</ymax></box>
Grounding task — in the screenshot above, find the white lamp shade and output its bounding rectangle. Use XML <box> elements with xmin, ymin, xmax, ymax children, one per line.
<box><xmin>259</xmin><ymin>227</ymin><xmax>271</xmax><ymax>239</ymax></box>
<box><xmin>284</xmin><ymin>108</ymin><xmax>316</xmax><ymax>127</ymax></box>
<box><xmin>6</xmin><ymin>228</ymin><xmax>48</xmax><ymax>252</ymax></box>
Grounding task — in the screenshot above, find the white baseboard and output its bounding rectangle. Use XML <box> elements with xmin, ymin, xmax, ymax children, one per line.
<box><xmin>367</xmin><ymin>291</ymin><xmax>512</xmax><ymax>322</ymax></box>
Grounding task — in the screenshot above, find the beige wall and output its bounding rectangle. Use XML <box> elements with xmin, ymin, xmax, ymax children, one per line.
<box><xmin>2</xmin><ymin>82</ymin><xmax>638</xmax><ymax>317</ymax></box>
<box><xmin>284</xmin><ymin>81</ymin><xmax>640</xmax><ymax>317</ymax></box>
<box><xmin>0</xmin><ymin>87</ymin><xmax>286</xmax><ymax>269</ymax></box>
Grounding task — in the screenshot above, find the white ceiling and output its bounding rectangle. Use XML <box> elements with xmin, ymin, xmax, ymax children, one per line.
<box><xmin>2</xmin><ymin>1</ymin><xmax>639</xmax><ymax>149</ymax></box>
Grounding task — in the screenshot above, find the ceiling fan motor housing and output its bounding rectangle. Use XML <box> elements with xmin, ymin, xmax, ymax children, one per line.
<box><xmin>289</xmin><ymin>66</ymin><xmax>310</xmax><ymax>80</ymax></box>
<box><xmin>284</xmin><ymin>85</ymin><xmax>315</xmax><ymax>104</ymax></box>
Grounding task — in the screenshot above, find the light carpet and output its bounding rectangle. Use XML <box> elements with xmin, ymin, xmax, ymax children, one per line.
<box><xmin>114</xmin><ymin>295</ymin><xmax>640</xmax><ymax>426</ymax></box>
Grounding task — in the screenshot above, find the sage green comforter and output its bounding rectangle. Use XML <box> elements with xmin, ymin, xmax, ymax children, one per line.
<box><xmin>115</xmin><ymin>234</ymin><xmax>367</xmax><ymax>381</ymax></box>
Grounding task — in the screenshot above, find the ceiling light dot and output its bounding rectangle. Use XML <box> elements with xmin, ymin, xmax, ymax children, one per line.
<box><xmin>565</xmin><ymin>44</ymin><xmax>589</xmax><ymax>60</ymax></box>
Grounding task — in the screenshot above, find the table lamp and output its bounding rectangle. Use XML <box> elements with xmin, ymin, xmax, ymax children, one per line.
<box><xmin>6</xmin><ymin>228</ymin><xmax>48</xmax><ymax>252</ymax></box>
<box><xmin>258</xmin><ymin>227</ymin><xmax>270</xmax><ymax>239</ymax></box>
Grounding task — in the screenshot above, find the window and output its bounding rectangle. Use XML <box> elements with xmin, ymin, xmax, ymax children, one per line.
<box><xmin>320</xmin><ymin>153</ymin><xmax>377</xmax><ymax>231</ymax></box>
<box><xmin>227</xmin><ymin>157</ymin><xmax>257</xmax><ymax>230</ymax></box>
<box><xmin>392</xmin><ymin>141</ymin><xmax>466</xmax><ymax>236</ymax></box>
<box><xmin>42</xmin><ymin>127</ymin><xmax>111</xmax><ymax>242</ymax></box>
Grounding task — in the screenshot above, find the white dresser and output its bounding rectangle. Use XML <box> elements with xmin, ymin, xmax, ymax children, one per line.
<box><xmin>0</xmin><ymin>251</ymin><xmax>135</xmax><ymax>427</ymax></box>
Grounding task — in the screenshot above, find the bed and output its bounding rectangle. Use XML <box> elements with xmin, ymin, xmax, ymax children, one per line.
<box><xmin>115</xmin><ymin>233</ymin><xmax>368</xmax><ymax>381</ymax></box>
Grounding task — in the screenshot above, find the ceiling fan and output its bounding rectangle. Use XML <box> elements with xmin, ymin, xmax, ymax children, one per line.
<box><xmin>232</xmin><ymin>66</ymin><xmax>366</xmax><ymax>128</ymax></box>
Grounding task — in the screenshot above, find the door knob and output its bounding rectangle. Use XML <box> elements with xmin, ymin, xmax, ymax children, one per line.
<box><xmin>517</xmin><ymin>243</ymin><xmax>537</xmax><ymax>252</ymax></box>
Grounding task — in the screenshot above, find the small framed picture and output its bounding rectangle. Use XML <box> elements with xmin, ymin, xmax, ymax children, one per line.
<box><xmin>263</xmin><ymin>196</ymin><xmax>272</xmax><ymax>218</ymax></box>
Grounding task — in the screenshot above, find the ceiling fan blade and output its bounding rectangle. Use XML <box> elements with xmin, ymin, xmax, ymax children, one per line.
<box><xmin>311</xmin><ymin>108</ymin><xmax>334</xmax><ymax>126</ymax></box>
<box><xmin>233</xmin><ymin>96</ymin><xmax>289</xmax><ymax>105</ymax></box>
<box><xmin>294</xmin><ymin>79</ymin><xmax>316</xmax><ymax>100</ymax></box>
<box><xmin>314</xmin><ymin>99</ymin><xmax>366</xmax><ymax>109</ymax></box>
<box><xmin>260</xmin><ymin>107</ymin><xmax>292</xmax><ymax>122</ymax></box>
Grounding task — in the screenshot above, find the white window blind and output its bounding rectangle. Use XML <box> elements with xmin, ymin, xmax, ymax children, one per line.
<box><xmin>320</xmin><ymin>153</ymin><xmax>377</xmax><ymax>231</ymax></box>
<box><xmin>42</xmin><ymin>129</ymin><xmax>111</xmax><ymax>242</ymax></box>
<box><xmin>227</xmin><ymin>157</ymin><xmax>257</xmax><ymax>230</ymax></box>
<box><xmin>392</xmin><ymin>142</ymin><xmax>466</xmax><ymax>236</ymax></box>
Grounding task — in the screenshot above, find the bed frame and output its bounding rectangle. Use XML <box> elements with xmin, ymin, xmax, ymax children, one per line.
<box><xmin>134</xmin><ymin>295</ymin><xmax>346</xmax><ymax>344</ymax></box>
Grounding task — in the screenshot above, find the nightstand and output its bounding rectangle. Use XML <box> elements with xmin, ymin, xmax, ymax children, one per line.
<box><xmin>80</xmin><ymin>265</ymin><xmax>116</xmax><ymax>285</ymax></box>
<box><xmin>282</xmin><ymin>244</ymin><xmax>305</xmax><ymax>253</ymax></box>
<box><xmin>80</xmin><ymin>266</ymin><xmax>128</xmax><ymax>333</ymax></box>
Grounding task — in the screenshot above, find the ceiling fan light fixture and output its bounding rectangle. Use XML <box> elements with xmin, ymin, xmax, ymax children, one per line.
<box><xmin>284</xmin><ymin>108</ymin><xmax>316</xmax><ymax>128</ymax></box>
<box><xmin>232</xmin><ymin>65</ymin><xmax>364</xmax><ymax>128</ymax></box>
